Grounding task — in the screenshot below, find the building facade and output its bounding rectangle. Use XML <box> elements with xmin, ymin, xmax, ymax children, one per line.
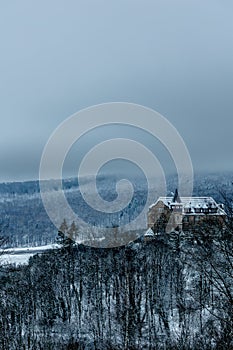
<box><xmin>146</xmin><ymin>189</ymin><xmax>226</xmax><ymax>237</ymax></box>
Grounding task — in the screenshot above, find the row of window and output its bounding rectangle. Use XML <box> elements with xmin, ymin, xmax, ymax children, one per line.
<box><xmin>184</xmin><ymin>208</ymin><xmax>218</xmax><ymax>214</ymax></box>
<box><xmin>183</xmin><ymin>215</ymin><xmax>217</xmax><ymax>223</ymax></box>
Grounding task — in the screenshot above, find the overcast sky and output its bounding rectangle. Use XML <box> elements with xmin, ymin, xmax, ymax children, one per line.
<box><xmin>0</xmin><ymin>0</ymin><xmax>233</xmax><ymax>182</ymax></box>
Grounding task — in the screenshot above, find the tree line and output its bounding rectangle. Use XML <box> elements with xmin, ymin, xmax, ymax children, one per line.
<box><xmin>0</xmin><ymin>223</ymin><xmax>232</xmax><ymax>349</ymax></box>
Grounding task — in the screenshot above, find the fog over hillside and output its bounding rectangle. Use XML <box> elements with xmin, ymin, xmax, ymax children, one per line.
<box><xmin>0</xmin><ymin>172</ymin><xmax>232</xmax><ymax>248</ymax></box>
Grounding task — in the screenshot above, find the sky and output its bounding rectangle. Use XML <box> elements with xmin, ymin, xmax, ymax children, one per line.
<box><xmin>0</xmin><ymin>0</ymin><xmax>233</xmax><ymax>182</ymax></box>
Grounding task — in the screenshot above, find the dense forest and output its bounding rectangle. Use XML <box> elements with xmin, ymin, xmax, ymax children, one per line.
<box><xmin>0</xmin><ymin>172</ymin><xmax>232</xmax><ymax>248</ymax></box>
<box><xmin>0</xmin><ymin>227</ymin><xmax>232</xmax><ymax>349</ymax></box>
<box><xmin>0</xmin><ymin>173</ymin><xmax>232</xmax><ymax>349</ymax></box>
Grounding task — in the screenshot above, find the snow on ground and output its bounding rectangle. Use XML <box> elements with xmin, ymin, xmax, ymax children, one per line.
<box><xmin>0</xmin><ymin>238</ymin><xmax>106</xmax><ymax>266</ymax></box>
<box><xmin>1</xmin><ymin>253</ymin><xmax>36</xmax><ymax>265</ymax></box>
<box><xmin>0</xmin><ymin>244</ymin><xmax>60</xmax><ymax>266</ymax></box>
<box><xmin>1</xmin><ymin>244</ymin><xmax>60</xmax><ymax>253</ymax></box>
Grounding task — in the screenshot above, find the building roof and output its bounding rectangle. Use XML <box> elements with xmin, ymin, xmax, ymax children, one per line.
<box><xmin>145</xmin><ymin>228</ymin><xmax>154</xmax><ymax>237</ymax></box>
<box><xmin>172</xmin><ymin>188</ymin><xmax>181</xmax><ymax>203</ymax></box>
<box><xmin>149</xmin><ymin>196</ymin><xmax>226</xmax><ymax>216</ymax></box>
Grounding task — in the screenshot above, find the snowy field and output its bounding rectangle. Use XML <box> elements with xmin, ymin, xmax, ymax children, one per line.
<box><xmin>0</xmin><ymin>244</ymin><xmax>59</xmax><ymax>266</ymax></box>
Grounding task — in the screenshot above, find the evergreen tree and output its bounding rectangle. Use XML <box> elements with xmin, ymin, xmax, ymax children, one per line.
<box><xmin>57</xmin><ymin>219</ymin><xmax>76</xmax><ymax>248</ymax></box>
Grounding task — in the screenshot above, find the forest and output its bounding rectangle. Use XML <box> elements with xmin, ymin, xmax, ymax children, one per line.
<box><xmin>0</xmin><ymin>174</ymin><xmax>232</xmax><ymax>349</ymax></box>
<box><xmin>0</xmin><ymin>224</ymin><xmax>232</xmax><ymax>349</ymax></box>
<box><xmin>0</xmin><ymin>172</ymin><xmax>232</xmax><ymax>248</ymax></box>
